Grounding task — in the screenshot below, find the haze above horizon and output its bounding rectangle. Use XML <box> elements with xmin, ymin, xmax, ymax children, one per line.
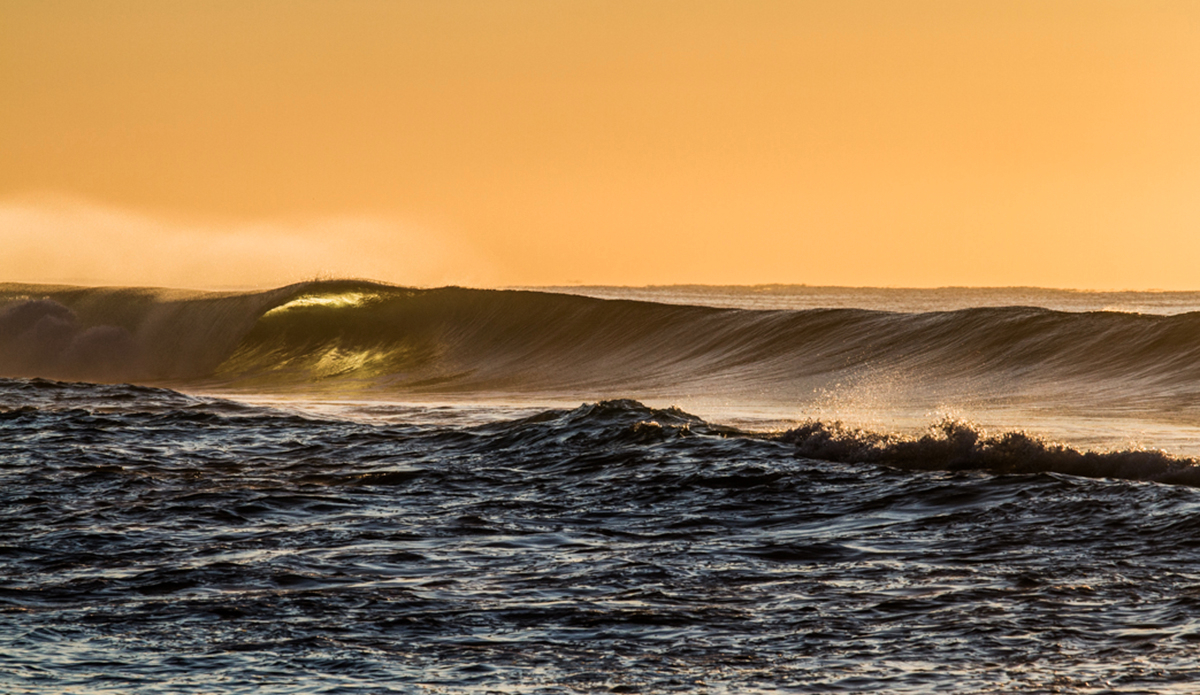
<box><xmin>3</xmin><ymin>1</ymin><xmax>1199</xmax><ymax>290</ymax></box>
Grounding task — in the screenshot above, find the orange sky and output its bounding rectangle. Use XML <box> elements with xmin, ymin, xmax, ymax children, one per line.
<box><xmin>3</xmin><ymin>1</ymin><xmax>1199</xmax><ymax>289</ymax></box>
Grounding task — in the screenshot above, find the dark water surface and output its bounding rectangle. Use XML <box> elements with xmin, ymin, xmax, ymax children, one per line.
<box><xmin>5</xmin><ymin>379</ymin><xmax>1200</xmax><ymax>693</ymax></box>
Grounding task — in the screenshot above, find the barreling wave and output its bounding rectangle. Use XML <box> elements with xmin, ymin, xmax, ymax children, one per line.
<box><xmin>3</xmin><ymin>279</ymin><xmax>1200</xmax><ymax>405</ymax></box>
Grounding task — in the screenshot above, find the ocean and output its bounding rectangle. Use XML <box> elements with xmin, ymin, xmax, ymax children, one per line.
<box><xmin>4</xmin><ymin>281</ymin><xmax>1200</xmax><ymax>693</ymax></box>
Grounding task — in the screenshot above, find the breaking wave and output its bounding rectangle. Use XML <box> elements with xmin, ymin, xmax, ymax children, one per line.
<box><xmin>3</xmin><ymin>279</ymin><xmax>1200</xmax><ymax>405</ymax></box>
<box><xmin>778</xmin><ymin>417</ymin><xmax>1200</xmax><ymax>486</ymax></box>
<box><xmin>2</xmin><ymin>379</ymin><xmax>1197</xmax><ymax>487</ymax></box>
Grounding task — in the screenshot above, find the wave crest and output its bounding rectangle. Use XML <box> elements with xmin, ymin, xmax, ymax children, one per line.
<box><xmin>779</xmin><ymin>418</ymin><xmax>1200</xmax><ymax>486</ymax></box>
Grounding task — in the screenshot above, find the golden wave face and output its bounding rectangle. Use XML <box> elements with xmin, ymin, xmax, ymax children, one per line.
<box><xmin>4</xmin><ymin>280</ymin><xmax>1200</xmax><ymax>417</ymax></box>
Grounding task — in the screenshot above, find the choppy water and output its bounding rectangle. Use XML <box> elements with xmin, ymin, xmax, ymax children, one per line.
<box><xmin>5</xmin><ymin>282</ymin><xmax>1200</xmax><ymax>692</ymax></box>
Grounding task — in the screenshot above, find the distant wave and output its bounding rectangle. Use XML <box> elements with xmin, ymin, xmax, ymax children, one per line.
<box><xmin>3</xmin><ymin>280</ymin><xmax>1200</xmax><ymax>404</ymax></box>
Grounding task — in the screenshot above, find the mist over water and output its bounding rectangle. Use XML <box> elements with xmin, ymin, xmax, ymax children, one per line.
<box><xmin>6</xmin><ymin>282</ymin><xmax>1200</xmax><ymax>693</ymax></box>
<box><xmin>0</xmin><ymin>199</ymin><xmax>490</xmax><ymax>289</ymax></box>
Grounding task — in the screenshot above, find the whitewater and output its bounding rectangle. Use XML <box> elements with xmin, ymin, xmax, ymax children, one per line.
<box><xmin>5</xmin><ymin>281</ymin><xmax>1200</xmax><ymax>693</ymax></box>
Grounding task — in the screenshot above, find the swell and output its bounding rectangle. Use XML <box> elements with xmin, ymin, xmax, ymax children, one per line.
<box><xmin>3</xmin><ymin>280</ymin><xmax>1200</xmax><ymax>403</ymax></box>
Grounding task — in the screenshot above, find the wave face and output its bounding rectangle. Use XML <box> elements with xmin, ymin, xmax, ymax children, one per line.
<box><xmin>4</xmin><ymin>280</ymin><xmax>1200</xmax><ymax>412</ymax></box>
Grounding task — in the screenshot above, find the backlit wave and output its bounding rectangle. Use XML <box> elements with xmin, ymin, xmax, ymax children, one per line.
<box><xmin>2</xmin><ymin>280</ymin><xmax>1200</xmax><ymax>407</ymax></box>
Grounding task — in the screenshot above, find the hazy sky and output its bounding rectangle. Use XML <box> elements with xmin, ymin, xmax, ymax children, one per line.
<box><xmin>3</xmin><ymin>1</ymin><xmax>1199</xmax><ymax>289</ymax></box>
